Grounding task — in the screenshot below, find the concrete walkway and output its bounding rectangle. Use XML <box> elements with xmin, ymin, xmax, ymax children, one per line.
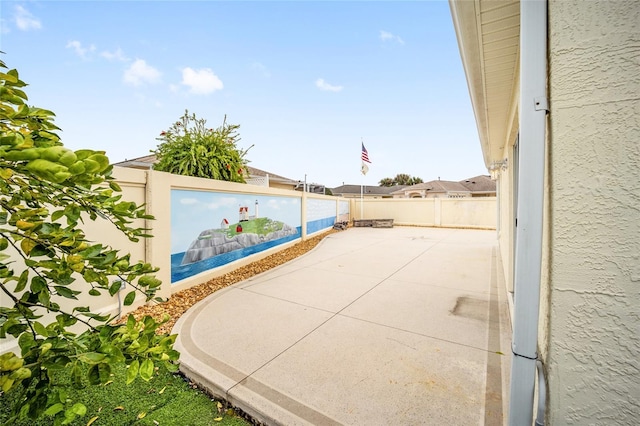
<box><xmin>173</xmin><ymin>227</ymin><xmax>512</xmax><ymax>425</ymax></box>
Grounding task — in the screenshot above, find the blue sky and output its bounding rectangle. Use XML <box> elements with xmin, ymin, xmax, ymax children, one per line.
<box><xmin>1</xmin><ymin>1</ymin><xmax>485</xmax><ymax>188</ymax></box>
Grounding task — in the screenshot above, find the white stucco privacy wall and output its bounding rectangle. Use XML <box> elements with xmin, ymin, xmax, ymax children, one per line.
<box><xmin>545</xmin><ymin>0</ymin><xmax>640</xmax><ymax>423</ymax></box>
<box><xmin>352</xmin><ymin>197</ymin><xmax>496</xmax><ymax>229</ymax></box>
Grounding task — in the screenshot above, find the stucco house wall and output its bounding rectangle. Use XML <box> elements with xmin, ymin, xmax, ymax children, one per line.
<box><xmin>544</xmin><ymin>0</ymin><xmax>640</xmax><ymax>423</ymax></box>
<box><xmin>449</xmin><ymin>0</ymin><xmax>639</xmax><ymax>423</ymax></box>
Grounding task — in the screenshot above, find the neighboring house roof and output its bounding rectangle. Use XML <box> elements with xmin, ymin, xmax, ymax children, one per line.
<box><xmin>331</xmin><ymin>185</ymin><xmax>406</xmax><ymax>197</ymax></box>
<box><xmin>458</xmin><ymin>175</ymin><xmax>496</xmax><ymax>193</ymax></box>
<box><xmin>390</xmin><ymin>176</ymin><xmax>496</xmax><ymax>197</ymax></box>
<box><xmin>113</xmin><ymin>154</ymin><xmax>157</xmax><ymax>170</ymax></box>
<box><xmin>390</xmin><ymin>180</ymin><xmax>471</xmax><ymax>196</ymax></box>
<box><xmin>245</xmin><ymin>166</ymin><xmax>299</xmax><ymax>187</ymax></box>
<box><xmin>112</xmin><ymin>154</ymin><xmax>299</xmax><ymax>186</ymax></box>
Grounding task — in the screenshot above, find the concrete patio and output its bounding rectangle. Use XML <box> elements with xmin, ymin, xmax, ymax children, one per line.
<box><xmin>173</xmin><ymin>226</ymin><xmax>512</xmax><ymax>425</ymax></box>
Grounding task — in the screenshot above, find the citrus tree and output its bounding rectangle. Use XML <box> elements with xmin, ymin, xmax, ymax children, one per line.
<box><xmin>0</xmin><ymin>58</ymin><xmax>178</xmax><ymax>424</ymax></box>
<box><xmin>153</xmin><ymin>110</ymin><xmax>252</xmax><ymax>182</ymax></box>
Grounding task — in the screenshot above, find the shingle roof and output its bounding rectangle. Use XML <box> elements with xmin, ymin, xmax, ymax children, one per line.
<box><xmin>113</xmin><ymin>155</ymin><xmax>297</xmax><ymax>184</ymax></box>
<box><xmin>389</xmin><ymin>175</ymin><xmax>496</xmax><ymax>195</ymax></box>
<box><xmin>112</xmin><ymin>154</ymin><xmax>157</xmax><ymax>169</ymax></box>
<box><xmin>245</xmin><ymin>166</ymin><xmax>297</xmax><ymax>184</ymax></box>
<box><xmin>331</xmin><ymin>185</ymin><xmax>406</xmax><ymax>195</ymax></box>
<box><xmin>390</xmin><ymin>180</ymin><xmax>470</xmax><ymax>195</ymax></box>
<box><xmin>458</xmin><ymin>175</ymin><xmax>495</xmax><ymax>192</ymax></box>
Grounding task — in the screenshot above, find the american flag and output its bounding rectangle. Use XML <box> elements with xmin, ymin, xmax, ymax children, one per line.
<box><xmin>361</xmin><ymin>143</ymin><xmax>371</xmax><ymax>163</ymax></box>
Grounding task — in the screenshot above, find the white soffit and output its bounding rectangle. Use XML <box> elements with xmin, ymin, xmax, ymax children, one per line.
<box><xmin>450</xmin><ymin>0</ymin><xmax>520</xmax><ymax>166</ymax></box>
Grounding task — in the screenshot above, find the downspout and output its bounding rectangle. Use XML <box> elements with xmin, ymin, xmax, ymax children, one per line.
<box><xmin>508</xmin><ymin>0</ymin><xmax>548</xmax><ymax>425</ymax></box>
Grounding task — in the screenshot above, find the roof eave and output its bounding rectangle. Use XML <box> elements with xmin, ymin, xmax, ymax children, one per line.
<box><xmin>449</xmin><ymin>0</ymin><xmax>521</xmax><ymax>167</ymax></box>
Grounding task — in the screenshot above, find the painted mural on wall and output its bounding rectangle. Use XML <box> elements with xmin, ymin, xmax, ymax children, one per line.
<box><xmin>306</xmin><ymin>198</ymin><xmax>338</xmax><ymax>234</ymax></box>
<box><xmin>338</xmin><ymin>200</ymin><xmax>350</xmax><ymax>223</ymax></box>
<box><xmin>171</xmin><ymin>189</ymin><xmax>301</xmax><ymax>283</ymax></box>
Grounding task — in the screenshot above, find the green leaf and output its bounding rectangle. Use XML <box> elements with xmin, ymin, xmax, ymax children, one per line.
<box><xmin>138</xmin><ymin>275</ymin><xmax>161</xmax><ymax>289</ymax></box>
<box><xmin>78</xmin><ymin>352</ymin><xmax>106</xmax><ymax>364</ymax></box>
<box><xmin>108</xmin><ymin>280</ymin><xmax>122</xmax><ymax>296</ymax></box>
<box><xmin>8</xmin><ymin>367</ymin><xmax>32</xmax><ymax>381</ymax></box>
<box><xmin>21</xmin><ymin>238</ymin><xmax>37</xmax><ymax>255</ymax></box>
<box><xmin>54</xmin><ymin>285</ymin><xmax>78</xmax><ymax>299</ymax></box>
<box><xmin>123</xmin><ymin>290</ymin><xmax>135</xmax><ymax>306</ymax></box>
<box><xmin>44</xmin><ymin>355</ymin><xmax>71</xmax><ymax>371</ymax></box>
<box><xmin>43</xmin><ymin>402</ymin><xmax>64</xmax><ymax>416</ymax></box>
<box><xmin>126</xmin><ymin>314</ymin><xmax>136</xmax><ymax>329</ymax></box>
<box><xmin>126</xmin><ymin>359</ymin><xmax>139</xmax><ymax>384</ymax></box>
<box><xmin>79</xmin><ymin>244</ymin><xmax>103</xmax><ymax>259</ymax></box>
<box><xmin>88</xmin><ymin>288</ymin><xmax>101</xmax><ymax>296</ymax></box>
<box><xmin>61</xmin><ymin>402</ymin><xmax>86</xmax><ymax>423</ymax></box>
<box><xmin>82</xmin><ymin>312</ymin><xmax>110</xmax><ymax>322</ymax></box>
<box><xmin>30</xmin><ymin>276</ymin><xmax>47</xmax><ymax>292</ymax></box>
<box><xmin>0</xmin><ymin>352</ymin><xmax>24</xmax><ymax>371</ymax></box>
<box><xmin>87</xmin><ymin>362</ymin><xmax>111</xmax><ymax>385</ymax></box>
<box><xmin>30</xmin><ymin>244</ymin><xmax>52</xmax><ymax>257</ymax></box>
<box><xmin>139</xmin><ymin>359</ymin><xmax>154</xmax><ymax>381</ymax></box>
<box><xmin>72</xmin><ymin>363</ymin><xmax>84</xmax><ymax>388</ymax></box>
<box><xmin>18</xmin><ymin>331</ymin><xmax>36</xmax><ymax>352</ymax></box>
<box><xmin>34</xmin><ymin>321</ymin><xmax>48</xmax><ymax>337</ymax></box>
<box><xmin>38</xmin><ymin>289</ymin><xmax>51</xmax><ymax>307</ymax></box>
<box><xmin>71</xmin><ymin>403</ymin><xmax>87</xmax><ymax>416</ymax></box>
<box><xmin>136</xmin><ymin>335</ymin><xmax>149</xmax><ymax>353</ymax></box>
<box><xmin>83</xmin><ymin>269</ymin><xmax>100</xmax><ymax>284</ymax></box>
<box><xmin>15</xmin><ymin>269</ymin><xmax>28</xmax><ymax>292</ymax></box>
<box><xmin>51</xmin><ymin>209</ymin><xmax>65</xmax><ymax>222</ymax></box>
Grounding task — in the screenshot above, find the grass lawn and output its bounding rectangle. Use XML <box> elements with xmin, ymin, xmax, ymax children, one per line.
<box><xmin>0</xmin><ymin>362</ymin><xmax>250</xmax><ymax>426</ymax></box>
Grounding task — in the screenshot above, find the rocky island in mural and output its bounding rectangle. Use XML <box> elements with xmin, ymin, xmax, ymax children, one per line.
<box><xmin>180</xmin><ymin>202</ymin><xmax>297</xmax><ymax>265</ymax></box>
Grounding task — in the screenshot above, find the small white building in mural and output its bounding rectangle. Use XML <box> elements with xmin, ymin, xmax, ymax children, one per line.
<box><xmin>239</xmin><ymin>200</ymin><xmax>260</xmax><ymax>222</ymax></box>
<box><xmin>239</xmin><ymin>206</ymin><xmax>249</xmax><ymax>222</ymax></box>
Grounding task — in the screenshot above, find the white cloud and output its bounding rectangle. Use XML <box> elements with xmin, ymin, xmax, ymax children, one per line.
<box><xmin>123</xmin><ymin>59</ymin><xmax>161</xmax><ymax>86</ymax></box>
<box><xmin>379</xmin><ymin>30</ymin><xmax>405</xmax><ymax>45</ymax></box>
<box><xmin>315</xmin><ymin>78</ymin><xmax>343</xmax><ymax>92</ymax></box>
<box><xmin>180</xmin><ymin>198</ymin><xmax>199</xmax><ymax>205</ymax></box>
<box><xmin>267</xmin><ymin>199</ymin><xmax>281</xmax><ymax>210</ymax></box>
<box><xmin>101</xmin><ymin>48</ymin><xmax>128</xmax><ymax>62</ymax></box>
<box><xmin>206</xmin><ymin>197</ymin><xmax>238</xmax><ymax>210</ymax></box>
<box><xmin>180</xmin><ymin>67</ymin><xmax>223</xmax><ymax>95</ymax></box>
<box><xmin>66</xmin><ymin>40</ymin><xmax>96</xmax><ymax>58</ymax></box>
<box><xmin>14</xmin><ymin>5</ymin><xmax>41</xmax><ymax>31</ymax></box>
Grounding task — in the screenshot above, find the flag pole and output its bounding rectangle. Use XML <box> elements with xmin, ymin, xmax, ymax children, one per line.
<box><xmin>360</xmin><ymin>178</ymin><xmax>364</xmax><ymax>219</ymax></box>
<box><xmin>360</xmin><ymin>138</ymin><xmax>364</xmax><ymax>219</ymax></box>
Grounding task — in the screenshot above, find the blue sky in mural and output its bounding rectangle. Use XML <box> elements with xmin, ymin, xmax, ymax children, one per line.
<box><xmin>1</xmin><ymin>1</ymin><xmax>485</xmax><ymax>188</ymax></box>
<box><xmin>171</xmin><ymin>190</ymin><xmax>301</xmax><ymax>253</ymax></box>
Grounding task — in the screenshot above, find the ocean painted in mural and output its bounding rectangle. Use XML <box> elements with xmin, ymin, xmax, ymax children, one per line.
<box><xmin>171</xmin><ymin>190</ymin><xmax>301</xmax><ymax>283</ymax></box>
<box><xmin>306</xmin><ymin>198</ymin><xmax>338</xmax><ymax>234</ymax></box>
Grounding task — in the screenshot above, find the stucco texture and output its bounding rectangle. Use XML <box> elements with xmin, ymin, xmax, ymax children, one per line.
<box><xmin>547</xmin><ymin>0</ymin><xmax>640</xmax><ymax>424</ymax></box>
